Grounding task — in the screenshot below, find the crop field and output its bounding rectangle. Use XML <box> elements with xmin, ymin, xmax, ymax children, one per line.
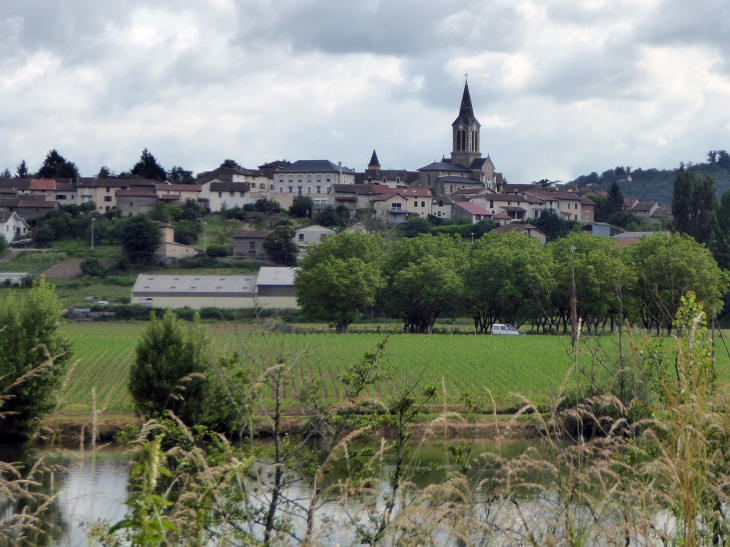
<box><xmin>58</xmin><ymin>322</ymin><xmax>730</xmax><ymax>416</ymax></box>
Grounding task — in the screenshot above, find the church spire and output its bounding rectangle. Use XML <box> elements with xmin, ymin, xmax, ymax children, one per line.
<box><xmin>368</xmin><ymin>149</ymin><xmax>381</xmax><ymax>168</ymax></box>
<box><xmin>460</xmin><ymin>81</ymin><xmax>473</xmax><ymax>112</ymax></box>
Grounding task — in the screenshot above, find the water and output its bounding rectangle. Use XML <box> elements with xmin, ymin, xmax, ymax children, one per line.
<box><xmin>0</xmin><ymin>438</ymin><xmax>543</xmax><ymax>546</ymax></box>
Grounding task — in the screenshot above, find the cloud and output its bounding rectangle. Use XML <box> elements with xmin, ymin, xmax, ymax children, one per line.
<box><xmin>0</xmin><ymin>0</ymin><xmax>729</xmax><ymax>186</ymax></box>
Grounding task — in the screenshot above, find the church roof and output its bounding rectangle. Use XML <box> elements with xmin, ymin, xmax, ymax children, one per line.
<box><xmin>417</xmin><ymin>161</ymin><xmax>472</xmax><ymax>173</ymax></box>
<box><xmin>368</xmin><ymin>150</ymin><xmax>380</xmax><ymax>167</ymax></box>
<box><xmin>452</xmin><ymin>81</ymin><xmax>479</xmax><ymax>126</ymax></box>
<box><xmin>278</xmin><ymin>160</ymin><xmax>355</xmax><ymax>174</ymax></box>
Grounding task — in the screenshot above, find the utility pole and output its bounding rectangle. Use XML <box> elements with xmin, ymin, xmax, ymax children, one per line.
<box><xmin>91</xmin><ymin>218</ymin><xmax>95</xmax><ymax>250</ymax></box>
<box><xmin>203</xmin><ymin>221</ymin><xmax>207</xmax><ymax>253</ymax></box>
<box><xmin>570</xmin><ymin>245</ymin><xmax>578</xmax><ymax>351</ymax></box>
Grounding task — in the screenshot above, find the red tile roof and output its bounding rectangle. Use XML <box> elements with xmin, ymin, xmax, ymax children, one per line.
<box><xmin>30</xmin><ymin>179</ymin><xmax>56</xmax><ymax>190</ymax></box>
<box><xmin>456</xmin><ymin>202</ymin><xmax>491</xmax><ymax>215</ymax></box>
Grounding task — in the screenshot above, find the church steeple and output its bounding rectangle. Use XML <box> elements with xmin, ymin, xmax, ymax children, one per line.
<box><xmin>368</xmin><ymin>149</ymin><xmax>381</xmax><ymax>168</ymax></box>
<box><xmin>451</xmin><ymin>80</ymin><xmax>481</xmax><ymax>169</ymax></box>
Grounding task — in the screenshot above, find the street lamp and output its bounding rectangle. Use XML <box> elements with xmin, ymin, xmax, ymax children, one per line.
<box><xmin>91</xmin><ymin>218</ymin><xmax>95</xmax><ymax>250</ymax></box>
<box><xmin>470</xmin><ymin>232</ymin><xmax>474</xmax><ymax>244</ymax></box>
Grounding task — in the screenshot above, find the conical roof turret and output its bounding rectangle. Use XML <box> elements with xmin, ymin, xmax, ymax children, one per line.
<box><xmin>453</xmin><ymin>81</ymin><xmax>478</xmax><ymax>126</ymax></box>
<box><xmin>368</xmin><ymin>149</ymin><xmax>381</xmax><ymax>168</ymax></box>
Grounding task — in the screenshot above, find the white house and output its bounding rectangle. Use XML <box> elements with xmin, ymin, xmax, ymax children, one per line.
<box><xmin>0</xmin><ymin>211</ymin><xmax>30</xmax><ymax>243</ymax></box>
<box><xmin>200</xmin><ymin>181</ymin><xmax>258</xmax><ymax>212</ymax></box>
<box><xmin>273</xmin><ymin>160</ymin><xmax>355</xmax><ymax>209</ymax></box>
<box><xmin>293</xmin><ymin>224</ymin><xmax>336</xmax><ymax>250</ymax></box>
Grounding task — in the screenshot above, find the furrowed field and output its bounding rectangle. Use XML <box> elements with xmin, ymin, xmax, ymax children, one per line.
<box><xmin>58</xmin><ymin>322</ymin><xmax>730</xmax><ymax>416</ymax></box>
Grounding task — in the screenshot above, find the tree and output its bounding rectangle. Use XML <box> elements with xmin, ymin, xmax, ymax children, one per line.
<box><xmin>0</xmin><ymin>234</ymin><xmax>6</xmax><ymax>256</ymax></box>
<box><xmin>708</xmin><ymin>150</ymin><xmax>718</xmax><ymax>164</ymax></box>
<box><xmin>128</xmin><ymin>310</ymin><xmax>209</xmax><ymax>424</ymax></box>
<box><xmin>605</xmin><ymin>181</ymin><xmax>625</xmax><ymax>218</ymax></box>
<box><xmin>315</xmin><ymin>205</ymin><xmax>350</xmax><ymax>228</ymax></box>
<box><xmin>628</xmin><ymin>233</ymin><xmax>729</xmax><ymax>331</ymax></box>
<box><xmin>253</xmin><ymin>198</ymin><xmax>281</xmax><ymax>215</ymax></box>
<box><xmin>466</xmin><ymin>231</ymin><xmax>554</xmax><ymax>331</ymax></box>
<box><xmin>263</xmin><ymin>225</ymin><xmax>298</xmax><ymax>266</ymax></box>
<box><xmin>529</xmin><ymin>209</ymin><xmax>577</xmax><ymax>241</ymax></box>
<box><xmin>713</xmin><ymin>188</ymin><xmax>730</xmax><ymax>270</ymax></box>
<box><xmin>289</xmin><ymin>196</ymin><xmax>313</xmax><ymax>218</ymax></box>
<box><xmin>0</xmin><ymin>279</ymin><xmax>73</xmax><ymax>439</ymax></box>
<box><xmin>397</xmin><ymin>216</ymin><xmax>430</xmax><ymax>238</ymax></box>
<box><xmin>672</xmin><ymin>171</ymin><xmax>718</xmax><ymax>246</ymax></box>
<box><xmin>97</xmin><ymin>166</ymin><xmax>113</xmax><ymax>179</ymax></box>
<box><xmin>166</xmin><ymin>166</ymin><xmax>195</xmax><ymax>185</ymax></box>
<box><xmin>131</xmin><ymin>149</ymin><xmax>166</xmax><ymax>181</ymax></box>
<box><xmin>122</xmin><ymin>215</ymin><xmax>162</xmax><ymax>263</ymax></box>
<box><xmin>221</xmin><ymin>159</ymin><xmax>240</xmax><ymax>169</ymax></box>
<box><xmin>0</xmin><ymin>169</ymin><xmax>10</xmax><ymax>178</ymax></box>
<box><xmin>37</xmin><ymin>150</ymin><xmax>79</xmax><ymax>180</ymax></box>
<box><xmin>548</xmin><ymin>232</ymin><xmax>635</xmax><ymax>334</ymax></box>
<box><xmin>383</xmin><ymin>235</ymin><xmax>466</xmax><ymax>332</ymax></box>
<box><xmin>15</xmin><ymin>160</ymin><xmax>29</xmax><ymax>178</ymax></box>
<box><xmin>717</xmin><ymin>150</ymin><xmax>730</xmax><ymax>170</ymax></box>
<box><xmin>80</xmin><ymin>257</ymin><xmax>105</xmax><ymax>278</ymax></box>
<box><xmin>296</xmin><ymin>232</ymin><xmax>384</xmax><ymax>333</ymax></box>
<box><xmin>173</xmin><ymin>220</ymin><xmax>199</xmax><ymax>245</ymax></box>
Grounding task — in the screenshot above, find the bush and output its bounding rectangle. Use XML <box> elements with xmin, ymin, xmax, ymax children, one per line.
<box><xmin>206</xmin><ymin>244</ymin><xmax>231</xmax><ymax>257</ymax></box>
<box><xmin>80</xmin><ymin>257</ymin><xmax>105</xmax><ymax>278</ymax></box>
<box><xmin>289</xmin><ymin>196</ymin><xmax>313</xmax><ymax>218</ymax></box>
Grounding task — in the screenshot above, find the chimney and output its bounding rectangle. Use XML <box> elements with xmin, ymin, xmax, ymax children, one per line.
<box><xmin>338</xmin><ymin>161</ymin><xmax>343</xmax><ymax>185</ymax></box>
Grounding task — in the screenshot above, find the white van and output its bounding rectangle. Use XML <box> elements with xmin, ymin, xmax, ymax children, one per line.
<box><xmin>491</xmin><ymin>324</ymin><xmax>525</xmax><ymax>336</ymax></box>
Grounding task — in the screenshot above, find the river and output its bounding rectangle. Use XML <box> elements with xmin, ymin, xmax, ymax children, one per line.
<box><xmin>0</xmin><ymin>438</ymin><xmax>544</xmax><ymax>546</ymax></box>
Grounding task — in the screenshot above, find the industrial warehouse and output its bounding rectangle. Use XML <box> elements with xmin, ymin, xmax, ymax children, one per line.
<box><xmin>130</xmin><ymin>267</ymin><xmax>298</xmax><ymax>309</ymax></box>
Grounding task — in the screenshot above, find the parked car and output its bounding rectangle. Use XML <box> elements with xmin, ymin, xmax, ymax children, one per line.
<box><xmin>491</xmin><ymin>323</ymin><xmax>525</xmax><ymax>336</ymax></box>
<box><xmin>95</xmin><ymin>300</ymin><xmax>109</xmax><ymax>306</ymax></box>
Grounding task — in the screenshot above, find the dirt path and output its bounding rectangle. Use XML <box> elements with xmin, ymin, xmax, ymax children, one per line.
<box><xmin>43</xmin><ymin>258</ymin><xmax>83</xmax><ymax>279</ymax></box>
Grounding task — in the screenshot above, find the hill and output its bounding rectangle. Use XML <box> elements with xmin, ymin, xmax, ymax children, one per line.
<box><xmin>569</xmin><ymin>162</ymin><xmax>730</xmax><ymax>204</ymax></box>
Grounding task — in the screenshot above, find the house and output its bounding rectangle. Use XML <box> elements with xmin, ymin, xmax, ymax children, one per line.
<box><xmin>630</xmin><ymin>201</ymin><xmax>660</xmax><ymax>218</ymax></box>
<box><xmin>0</xmin><ymin>196</ymin><xmax>57</xmax><ymax>224</ymax></box>
<box><xmin>197</xmin><ymin>165</ymin><xmax>271</xmax><ymax>211</ymax></box>
<box><xmin>131</xmin><ymin>274</ymin><xmax>257</xmax><ymax>309</ymax></box>
<box><xmin>344</xmin><ymin>222</ymin><xmax>369</xmax><ymax>234</ymax></box>
<box><xmin>157</xmin><ymin>223</ymin><xmax>198</xmax><ymax>262</ymax></box>
<box><xmin>201</xmin><ymin>181</ymin><xmax>255</xmax><ymax>212</ymax></box>
<box><xmin>361</xmin><ymin>151</ymin><xmax>419</xmax><ymax>187</ymax></box>
<box><xmin>116</xmin><ymin>189</ymin><xmax>159</xmax><ymax>216</ymax></box>
<box><xmin>492</xmin><ymin>212</ymin><xmax>512</xmax><ymax>225</ymax></box>
<box><xmin>233</xmin><ymin>230</ymin><xmax>270</xmax><ymax>258</ymax></box>
<box><xmin>55</xmin><ymin>182</ymin><xmax>77</xmax><ymax>206</ymax></box>
<box><xmin>592</xmin><ymin>222</ymin><xmax>611</xmax><ymax>237</ymax></box>
<box><xmin>155</xmin><ymin>184</ymin><xmax>202</xmax><ymax>205</ymax></box>
<box><xmin>623</xmin><ymin>198</ymin><xmax>639</xmax><ymax>211</ymax></box>
<box><xmin>611</xmin><ymin>231</ymin><xmax>669</xmax><ymax>248</ymax></box>
<box><xmin>431</xmin><ymin>195</ymin><xmax>455</xmax><ymax>219</ymax></box>
<box><xmin>494</xmin><ymin>223</ymin><xmax>547</xmax><ymax>245</ymax></box>
<box><xmin>452</xmin><ymin>201</ymin><xmax>492</xmax><ymax>223</ymax></box>
<box><xmin>256</xmin><ymin>267</ymin><xmax>299</xmax><ymax>309</ymax></box>
<box><xmin>0</xmin><ymin>211</ymin><xmax>30</xmax><ymax>242</ymax></box>
<box><xmin>273</xmin><ymin>160</ymin><xmax>356</xmax><ymax>209</ymax></box>
<box><xmin>76</xmin><ymin>177</ymin><xmax>157</xmax><ymax>212</ymax></box>
<box><xmin>293</xmin><ymin>225</ymin><xmax>335</xmax><ymax>250</ymax></box>
<box><xmin>371</xmin><ymin>188</ymin><xmax>432</xmax><ymax>225</ymax></box>
<box><xmin>27</xmin><ymin>179</ymin><xmax>58</xmax><ymax>199</ymax></box>
<box><xmin>649</xmin><ymin>206</ymin><xmax>672</xmax><ymax>223</ymax></box>
<box><xmin>328</xmin><ymin>184</ymin><xmax>378</xmax><ymax>211</ymax></box>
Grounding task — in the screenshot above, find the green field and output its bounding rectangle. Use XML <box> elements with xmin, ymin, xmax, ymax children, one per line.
<box><xmin>58</xmin><ymin>322</ymin><xmax>674</xmax><ymax>415</ymax></box>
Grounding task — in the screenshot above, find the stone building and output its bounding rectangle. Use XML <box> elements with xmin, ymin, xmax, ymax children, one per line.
<box><xmin>233</xmin><ymin>230</ymin><xmax>270</xmax><ymax>259</ymax></box>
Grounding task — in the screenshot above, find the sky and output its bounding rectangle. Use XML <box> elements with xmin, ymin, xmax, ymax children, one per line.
<box><xmin>1</xmin><ymin>0</ymin><xmax>729</xmax><ymax>183</ymax></box>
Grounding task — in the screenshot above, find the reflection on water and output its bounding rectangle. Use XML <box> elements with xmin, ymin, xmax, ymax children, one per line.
<box><xmin>0</xmin><ymin>438</ymin><xmax>543</xmax><ymax>546</ymax></box>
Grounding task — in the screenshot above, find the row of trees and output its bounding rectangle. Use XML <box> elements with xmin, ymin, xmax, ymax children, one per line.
<box><xmin>295</xmin><ymin>230</ymin><xmax>728</xmax><ymax>334</ymax></box>
<box><xmin>2</xmin><ymin>148</ymin><xmax>197</xmax><ymax>184</ymax></box>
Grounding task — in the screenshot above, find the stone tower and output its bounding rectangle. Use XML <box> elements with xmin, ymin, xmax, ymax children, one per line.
<box><xmin>450</xmin><ymin>81</ymin><xmax>481</xmax><ymax>169</ymax></box>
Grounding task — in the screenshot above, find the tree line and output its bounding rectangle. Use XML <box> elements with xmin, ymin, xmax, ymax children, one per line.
<box><xmin>294</xmin><ymin>230</ymin><xmax>728</xmax><ymax>334</ymax></box>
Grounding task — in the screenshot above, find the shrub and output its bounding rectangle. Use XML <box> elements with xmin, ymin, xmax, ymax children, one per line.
<box><xmin>206</xmin><ymin>244</ymin><xmax>231</xmax><ymax>257</ymax></box>
<box><xmin>80</xmin><ymin>257</ymin><xmax>105</xmax><ymax>278</ymax></box>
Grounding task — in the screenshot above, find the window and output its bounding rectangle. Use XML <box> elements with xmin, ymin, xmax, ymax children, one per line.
<box><xmin>307</xmin><ymin>175</ymin><xmax>312</xmax><ymax>182</ymax></box>
<box><xmin>289</xmin><ymin>176</ymin><xmax>293</xmax><ymax>182</ymax></box>
<box><xmin>299</xmin><ymin>233</ymin><xmax>304</xmax><ymax>241</ymax></box>
<box><xmin>391</xmin><ymin>202</ymin><xmax>401</xmax><ymax>210</ymax></box>
<box><xmin>297</xmin><ymin>186</ymin><xmax>302</xmax><ymax>195</ymax></box>
<box><xmin>382</xmin><ymin>177</ymin><xmax>386</xmax><ymax>183</ymax></box>
<box><xmin>439</xmin><ymin>200</ymin><xmax>443</xmax><ymax>207</ymax></box>
<box><xmin>288</xmin><ymin>186</ymin><xmax>293</xmax><ymax>193</ymax></box>
<box><xmin>57</xmin><ymin>194</ymin><xmax>66</xmax><ymax>200</ymax></box>
<box><xmin>104</xmin><ymin>196</ymin><xmax>112</xmax><ymax>202</ymax></box>
<box><xmin>421</xmin><ymin>201</ymin><xmax>425</xmax><ymax>207</ymax></box>
<box><xmin>106</xmin><ymin>187</ymin><xmax>110</xmax><ymax>192</ymax></box>
<box><xmin>279</xmin><ymin>187</ymin><xmax>284</xmax><ymax>193</ymax></box>
<box><xmin>239</xmin><ymin>192</ymin><xmax>245</xmax><ymax>197</ymax></box>
<box><xmin>316</xmin><ymin>186</ymin><xmax>321</xmax><ymax>193</ymax></box>
<box><xmin>230</xmin><ymin>191</ymin><xmax>235</xmax><ymax>197</ymax></box>
<box><xmin>575</xmin><ymin>203</ymin><xmax>578</xmax><ymax>209</ymax></box>
<box><xmin>476</xmin><ymin>215</ymin><xmax>481</xmax><ymax>220</ymax></box>
<box><xmin>279</xmin><ymin>177</ymin><xmax>284</xmax><ymax>183</ymax></box>
<box><xmin>259</xmin><ymin>183</ymin><xmax>265</xmax><ymax>189</ymax></box>
<box><xmin>130</xmin><ymin>202</ymin><xmax>133</xmax><ymax>207</ymax></box>
<box><xmin>326</xmin><ymin>176</ymin><xmax>331</xmax><ymax>182</ymax></box>
<box><xmin>490</xmin><ymin>200</ymin><xmax>494</xmax><ymax>208</ymax></box>
<box><xmin>218</xmin><ymin>192</ymin><xmax>222</xmax><ymax>198</ymax></box>
<box><xmin>249</xmin><ymin>241</ymin><xmax>256</xmax><ymax>250</ymax></box>
<box><xmin>414</xmin><ymin>201</ymin><xmax>418</xmax><ymax>208</ymax></box>
<box><xmin>325</xmin><ymin>186</ymin><xmax>330</xmax><ymax>193</ymax></box>
<box><xmin>396</xmin><ymin>177</ymin><xmax>400</xmax><ymax>183</ymax></box>
<box><xmin>574</xmin><ymin>215</ymin><xmax>578</xmax><ymax>220</ymax></box>
<box><xmin>307</xmin><ymin>186</ymin><xmax>312</xmax><ymax>194</ymax></box>
<box><xmin>437</xmin><ymin>211</ymin><xmax>441</xmax><ymax>217</ymax></box>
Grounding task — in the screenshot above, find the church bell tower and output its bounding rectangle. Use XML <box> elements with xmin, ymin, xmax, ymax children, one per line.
<box><xmin>450</xmin><ymin>81</ymin><xmax>482</xmax><ymax>169</ymax></box>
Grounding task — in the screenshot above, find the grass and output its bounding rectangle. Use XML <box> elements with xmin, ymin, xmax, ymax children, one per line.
<box><xmin>57</xmin><ymin>322</ymin><xmax>672</xmax><ymax>416</ymax></box>
<box><xmin>0</xmin><ymin>250</ymin><xmax>67</xmax><ymax>274</ymax></box>
<box><xmin>50</xmin><ymin>239</ymin><xmax>123</xmax><ymax>261</ymax></box>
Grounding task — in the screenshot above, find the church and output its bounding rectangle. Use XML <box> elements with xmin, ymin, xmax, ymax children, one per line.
<box><xmin>362</xmin><ymin>81</ymin><xmax>504</xmax><ymax>194</ymax></box>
